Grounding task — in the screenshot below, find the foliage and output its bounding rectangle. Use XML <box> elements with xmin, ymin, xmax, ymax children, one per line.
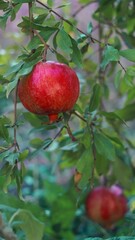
<box><xmin>0</xmin><ymin>0</ymin><xmax>135</xmax><ymax>239</ymax></box>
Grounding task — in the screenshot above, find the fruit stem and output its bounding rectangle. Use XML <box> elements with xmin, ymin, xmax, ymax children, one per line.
<box><xmin>66</xmin><ymin>123</ymin><xmax>77</xmax><ymax>142</ymax></box>
<box><xmin>33</xmin><ymin>29</ymin><xmax>49</xmax><ymax>61</ymax></box>
<box><xmin>28</xmin><ymin>2</ymin><xmax>34</xmax><ymax>40</ymax></box>
<box><xmin>89</xmin><ymin>122</ymin><xmax>96</xmax><ymax>189</ymax></box>
<box><xmin>13</xmin><ymin>80</ymin><xmax>20</xmax><ymax>152</ymax></box>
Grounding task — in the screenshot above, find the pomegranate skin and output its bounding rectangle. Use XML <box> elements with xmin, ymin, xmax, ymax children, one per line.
<box><xmin>18</xmin><ymin>61</ymin><xmax>80</xmax><ymax>119</ymax></box>
<box><xmin>85</xmin><ymin>186</ymin><xmax>128</xmax><ymax>228</ymax></box>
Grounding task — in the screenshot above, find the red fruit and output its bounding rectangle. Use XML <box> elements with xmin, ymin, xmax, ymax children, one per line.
<box><xmin>18</xmin><ymin>61</ymin><xmax>80</xmax><ymax>123</ymax></box>
<box><xmin>85</xmin><ymin>186</ymin><xmax>128</xmax><ymax>228</ymax></box>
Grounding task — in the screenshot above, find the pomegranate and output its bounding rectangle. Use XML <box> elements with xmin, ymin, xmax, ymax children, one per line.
<box><xmin>85</xmin><ymin>186</ymin><xmax>128</xmax><ymax>228</ymax></box>
<box><xmin>18</xmin><ymin>61</ymin><xmax>80</xmax><ymax>123</ymax></box>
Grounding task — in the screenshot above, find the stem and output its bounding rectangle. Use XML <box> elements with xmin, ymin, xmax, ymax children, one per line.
<box><xmin>73</xmin><ymin>111</ymin><xmax>87</xmax><ymax>123</ymax></box>
<box><xmin>118</xmin><ymin>60</ymin><xmax>126</xmax><ymax>73</ymax></box>
<box><xmin>28</xmin><ymin>2</ymin><xmax>34</xmax><ymax>40</ymax></box>
<box><xmin>33</xmin><ymin>29</ymin><xmax>49</xmax><ymax>61</ymax></box>
<box><xmin>36</xmin><ymin>0</ymin><xmax>127</xmax><ymax>72</ymax></box>
<box><xmin>66</xmin><ymin>123</ymin><xmax>77</xmax><ymax>142</ymax></box>
<box><xmin>43</xmin><ymin>126</ymin><xmax>65</xmax><ymax>150</ymax></box>
<box><xmin>36</xmin><ymin>0</ymin><xmax>97</xmax><ymax>43</ymax></box>
<box><xmin>89</xmin><ymin>122</ymin><xmax>96</xmax><ymax>189</ymax></box>
<box><xmin>14</xmin><ymin>81</ymin><xmax>20</xmax><ymax>152</ymax></box>
<box><xmin>0</xmin><ymin>213</ymin><xmax>18</xmax><ymax>240</ymax></box>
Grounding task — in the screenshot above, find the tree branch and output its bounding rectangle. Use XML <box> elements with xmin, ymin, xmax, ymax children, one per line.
<box><xmin>35</xmin><ymin>0</ymin><xmax>126</xmax><ymax>72</ymax></box>
<box><xmin>13</xmin><ymin>81</ymin><xmax>20</xmax><ymax>152</ymax></box>
<box><xmin>89</xmin><ymin>122</ymin><xmax>96</xmax><ymax>189</ymax></box>
<box><xmin>28</xmin><ymin>2</ymin><xmax>34</xmax><ymax>40</ymax></box>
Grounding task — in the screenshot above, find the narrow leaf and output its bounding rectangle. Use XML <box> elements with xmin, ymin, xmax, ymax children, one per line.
<box><xmin>119</xmin><ymin>49</ymin><xmax>135</xmax><ymax>62</ymax></box>
<box><xmin>94</xmin><ymin>132</ymin><xmax>116</xmax><ymax>161</ymax></box>
<box><xmin>101</xmin><ymin>45</ymin><xmax>120</xmax><ymax>69</ymax></box>
<box><xmin>56</xmin><ymin>28</ymin><xmax>72</xmax><ymax>54</ymax></box>
<box><xmin>89</xmin><ymin>83</ymin><xmax>101</xmax><ymax>112</ymax></box>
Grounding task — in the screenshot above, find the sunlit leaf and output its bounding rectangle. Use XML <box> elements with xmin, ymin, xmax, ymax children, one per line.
<box><xmin>11</xmin><ymin>209</ymin><xmax>44</xmax><ymax>240</ymax></box>
<box><xmin>101</xmin><ymin>45</ymin><xmax>120</xmax><ymax>69</ymax></box>
<box><xmin>94</xmin><ymin>132</ymin><xmax>116</xmax><ymax>161</ymax></box>
<box><xmin>89</xmin><ymin>83</ymin><xmax>101</xmax><ymax>112</ymax></box>
<box><xmin>119</xmin><ymin>49</ymin><xmax>135</xmax><ymax>62</ymax></box>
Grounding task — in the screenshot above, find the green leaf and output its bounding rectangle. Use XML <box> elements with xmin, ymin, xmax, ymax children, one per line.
<box><xmin>5</xmin><ymin>152</ymin><xmax>20</xmax><ymax>164</ymax></box>
<box><xmin>100</xmin><ymin>111</ymin><xmax>127</xmax><ymax>125</ymax></box>
<box><xmin>4</xmin><ymin>61</ymin><xmax>24</xmax><ymax>78</ymax></box>
<box><xmin>61</xmin><ymin>142</ymin><xmax>78</xmax><ymax>151</ymax></box>
<box><xmin>30</xmin><ymin>138</ymin><xmax>44</xmax><ymax>149</ymax></box>
<box><xmin>11</xmin><ymin>209</ymin><xmax>44</xmax><ymax>240</ymax></box>
<box><xmin>13</xmin><ymin>0</ymin><xmax>32</xmax><ymax>3</ymax></box>
<box><xmin>89</xmin><ymin>83</ymin><xmax>101</xmax><ymax>112</ymax></box>
<box><xmin>70</xmin><ymin>38</ymin><xmax>82</xmax><ymax>67</ymax></box>
<box><xmin>0</xmin><ymin>116</ymin><xmax>11</xmax><ymax>142</ymax></box>
<box><xmin>47</xmin><ymin>0</ymin><xmax>53</xmax><ymax>7</ymax></box>
<box><xmin>84</xmin><ymin>238</ymin><xmax>135</xmax><ymax>240</ymax></box>
<box><xmin>95</xmin><ymin>153</ymin><xmax>109</xmax><ymax>175</ymax></box>
<box><xmin>28</xmin><ymin>27</ymin><xmax>57</xmax><ymax>50</ymax></box>
<box><xmin>0</xmin><ymin>191</ymin><xmax>44</xmax><ymax>220</ymax></box>
<box><xmin>115</xmin><ymin>103</ymin><xmax>135</xmax><ymax>121</ymax></box>
<box><xmin>19</xmin><ymin>149</ymin><xmax>29</xmax><ymax>161</ymax></box>
<box><xmin>23</xmin><ymin>112</ymin><xmax>42</xmax><ymax>128</ymax></box>
<box><xmin>119</xmin><ymin>49</ymin><xmax>135</xmax><ymax>62</ymax></box>
<box><xmin>87</xmin><ymin>22</ymin><xmax>93</xmax><ymax>34</ymax></box>
<box><xmin>114</xmin><ymin>158</ymin><xmax>133</xmax><ymax>189</ymax></box>
<box><xmin>0</xmin><ymin>10</ymin><xmax>11</xmax><ymax>30</ymax></box>
<box><xmin>94</xmin><ymin>132</ymin><xmax>116</xmax><ymax>161</ymax></box>
<box><xmin>114</xmin><ymin>70</ymin><xmax>122</xmax><ymax>89</ymax></box>
<box><xmin>56</xmin><ymin>28</ymin><xmax>72</xmax><ymax>54</ymax></box>
<box><xmin>76</xmin><ymin>148</ymin><xmax>93</xmax><ymax>189</ymax></box>
<box><xmin>0</xmin><ymin>1</ymin><xmax>9</xmax><ymax>10</ymax></box>
<box><xmin>6</xmin><ymin>78</ymin><xmax>18</xmax><ymax>98</ymax></box>
<box><xmin>101</xmin><ymin>45</ymin><xmax>120</xmax><ymax>69</ymax></box>
<box><xmin>56</xmin><ymin>53</ymin><xmax>69</xmax><ymax>65</ymax></box>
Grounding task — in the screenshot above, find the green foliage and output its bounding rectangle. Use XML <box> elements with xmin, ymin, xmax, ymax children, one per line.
<box><xmin>101</xmin><ymin>45</ymin><xmax>120</xmax><ymax>70</ymax></box>
<box><xmin>0</xmin><ymin>0</ymin><xmax>135</xmax><ymax>239</ymax></box>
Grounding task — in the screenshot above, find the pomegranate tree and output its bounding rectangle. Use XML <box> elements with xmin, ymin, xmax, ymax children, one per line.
<box><xmin>85</xmin><ymin>186</ymin><xmax>128</xmax><ymax>228</ymax></box>
<box><xmin>18</xmin><ymin>61</ymin><xmax>80</xmax><ymax>123</ymax></box>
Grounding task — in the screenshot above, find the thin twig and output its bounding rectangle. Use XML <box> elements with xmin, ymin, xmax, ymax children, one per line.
<box><xmin>33</xmin><ymin>29</ymin><xmax>49</xmax><ymax>61</ymax></box>
<box><xmin>14</xmin><ymin>81</ymin><xmax>20</xmax><ymax>152</ymax></box>
<box><xmin>43</xmin><ymin>126</ymin><xmax>65</xmax><ymax>150</ymax></box>
<box><xmin>89</xmin><ymin>122</ymin><xmax>96</xmax><ymax>189</ymax></box>
<box><xmin>118</xmin><ymin>60</ymin><xmax>126</xmax><ymax>73</ymax></box>
<box><xmin>73</xmin><ymin>111</ymin><xmax>87</xmax><ymax>123</ymax></box>
<box><xmin>36</xmin><ymin>0</ymin><xmax>98</xmax><ymax>44</ymax></box>
<box><xmin>0</xmin><ymin>144</ymin><xmax>14</xmax><ymax>154</ymax></box>
<box><xmin>36</xmin><ymin>0</ymin><xmax>127</xmax><ymax>72</ymax></box>
<box><xmin>28</xmin><ymin>2</ymin><xmax>34</xmax><ymax>40</ymax></box>
<box><xmin>66</xmin><ymin>123</ymin><xmax>77</xmax><ymax>142</ymax></box>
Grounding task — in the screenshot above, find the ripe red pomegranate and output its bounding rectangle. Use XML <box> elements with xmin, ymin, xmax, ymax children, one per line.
<box><xmin>18</xmin><ymin>61</ymin><xmax>80</xmax><ymax>123</ymax></box>
<box><xmin>85</xmin><ymin>186</ymin><xmax>128</xmax><ymax>228</ymax></box>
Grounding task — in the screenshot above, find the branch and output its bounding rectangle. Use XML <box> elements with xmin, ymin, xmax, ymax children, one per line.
<box><xmin>43</xmin><ymin>126</ymin><xmax>65</xmax><ymax>150</ymax></box>
<box><xmin>73</xmin><ymin>111</ymin><xmax>87</xmax><ymax>123</ymax></box>
<box><xmin>28</xmin><ymin>2</ymin><xmax>34</xmax><ymax>40</ymax></box>
<box><xmin>66</xmin><ymin>123</ymin><xmax>77</xmax><ymax>142</ymax></box>
<box><xmin>36</xmin><ymin>0</ymin><xmax>98</xmax><ymax>44</ymax></box>
<box><xmin>36</xmin><ymin>0</ymin><xmax>126</xmax><ymax>73</ymax></box>
<box><xmin>13</xmin><ymin>81</ymin><xmax>20</xmax><ymax>152</ymax></box>
<box><xmin>118</xmin><ymin>60</ymin><xmax>126</xmax><ymax>73</ymax></box>
<box><xmin>89</xmin><ymin>122</ymin><xmax>96</xmax><ymax>189</ymax></box>
<box><xmin>33</xmin><ymin>29</ymin><xmax>50</xmax><ymax>61</ymax></box>
<box><xmin>0</xmin><ymin>213</ymin><xmax>18</xmax><ymax>240</ymax></box>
